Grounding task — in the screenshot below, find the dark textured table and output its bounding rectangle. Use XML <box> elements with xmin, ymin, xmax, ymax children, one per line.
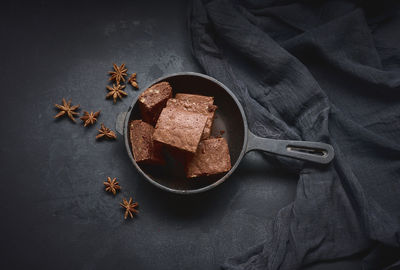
<box><xmin>0</xmin><ymin>1</ymin><xmax>361</xmax><ymax>269</ymax></box>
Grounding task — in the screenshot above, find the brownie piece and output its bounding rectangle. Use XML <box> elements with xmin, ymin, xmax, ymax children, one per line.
<box><xmin>153</xmin><ymin>107</ymin><xmax>208</xmax><ymax>153</ymax></box>
<box><xmin>129</xmin><ymin>120</ymin><xmax>164</xmax><ymax>164</ymax></box>
<box><xmin>185</xmin><ymin>138</ymin><xmax>231</xmax><ymax>178</ymax></box>
<box><xmin>175</xmin><ymin>93</ymin><xmax>214</xmax><ymax>105</ymax></box>
<box><xmin>166</xmin><ymin>98</ymin><xmax>217</xmax><ymax>139</ymax></box>
<box><xmin>139</xmin><ymin>81</ymin><xmax>172</xmax><ymax>125</ymax></box>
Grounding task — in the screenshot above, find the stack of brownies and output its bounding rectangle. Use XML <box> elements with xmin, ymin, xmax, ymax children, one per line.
<box><xmin>129</xmin><ymin>81</ymin><xmax>231</xmax><ymax>178</ymax></box>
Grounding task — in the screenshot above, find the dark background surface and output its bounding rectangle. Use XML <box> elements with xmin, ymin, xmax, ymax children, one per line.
<box><xmin>0</xmin><ymin>1</ymin><xmax>362</xmax><ymax>269</ymax></box>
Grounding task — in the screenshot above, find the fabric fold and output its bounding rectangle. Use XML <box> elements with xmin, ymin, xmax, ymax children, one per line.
<box><xmin>188</xmin><ymin>0</ymin><xmax>400</xmax><ymax>269</ymax></box>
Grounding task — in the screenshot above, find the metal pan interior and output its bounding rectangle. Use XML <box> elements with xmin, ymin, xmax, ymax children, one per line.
<box><xmin>126</xmin><ymin>73</ymin><xmax>247</xmax><ymax>194</ymax></box>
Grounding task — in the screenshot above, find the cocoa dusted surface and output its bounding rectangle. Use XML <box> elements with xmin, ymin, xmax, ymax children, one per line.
<box><xmin>186</xmin><ymin>138</ymin><xmax>231</xmax><ymax>178</ymax></box>
<box><xmin>153</xmin><ymin>106</ymin><xmax>208</xmax><ymax>153</ymax></box>
<box><xmin>129</xmin><ymin>120</ymin><xmax>163</xmax><ymax>164</ymax></box>
<box><xmin>0</xmin><ymin>1</ymin><xmax>362</xmax><ymax>270</ymax></box>
<box><xmin>175</xmin><ymin>93</ymin><xmax>214</xmax><ymax>104</ymax></box>
<box><xmin>166</xmin><ymin>98</ymin><xmax>216</xmax><ymax>139</ymax></box>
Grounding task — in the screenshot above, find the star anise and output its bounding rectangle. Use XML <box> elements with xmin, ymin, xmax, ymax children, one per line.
<box><xmin>120</xmin><ymin>197</ymin><xmax>139</xmax><ymax>220</ymax></box>
<box><xmin>106</xmin><ymin>84</ymin><xmax>128</xmax><ymax>103</ymax></box>
<box><xmin>96</xmin><ymin>123</ymin><xmax>117</xmax><ymax>140</ymax></box>
<box><xmin>103</xmin><ymin>177</ymin><xmax>121</xmax><ymax>195</ymax></box>
<box><xmin>80</xmin><ymin>111</ymin><xmax>100</xmax><ymax>127</ymax></box>
<box><xmin>128</xmin><ymin>73</ymin><xmax>138</xmax><ymax>89</ymax></box>
<box><xmin>54</xmin><ymin>98</ymin><xmax>80</xmax><ymax>122</ymax></box>
<box><xmin>109</xmin><ymin>63</ymin><xmax>128</xmax><ymax>84</ymax></box>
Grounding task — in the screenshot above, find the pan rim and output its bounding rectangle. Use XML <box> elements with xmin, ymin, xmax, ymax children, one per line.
<box><xmin>123</xmin><ymin>71</ymin><xmax>248</xmax><ymax>194</ymax></box>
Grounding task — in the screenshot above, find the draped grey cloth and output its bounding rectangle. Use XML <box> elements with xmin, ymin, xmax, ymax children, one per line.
<box><xmin>188</xmin><ymin>0</ymin><xmax>400</xmax><ymax>269</ymax></box>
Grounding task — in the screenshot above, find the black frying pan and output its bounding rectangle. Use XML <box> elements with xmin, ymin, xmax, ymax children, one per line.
<box><xmin>116</xmin><ymin>72</ymin><xmax>334</xmax><ymax>194</ymax></box>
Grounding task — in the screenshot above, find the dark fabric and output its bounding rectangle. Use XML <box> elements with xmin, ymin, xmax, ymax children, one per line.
<box><xmin>188</xmin><ymin>0</ymin><xmax>400</xmax><ymax>269</ymax></box>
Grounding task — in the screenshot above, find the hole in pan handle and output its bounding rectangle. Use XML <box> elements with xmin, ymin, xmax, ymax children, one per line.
<box><xmin>246</xmin><ymin>131</ymin><xmax>334</xmax><ymax>164</ymax></box>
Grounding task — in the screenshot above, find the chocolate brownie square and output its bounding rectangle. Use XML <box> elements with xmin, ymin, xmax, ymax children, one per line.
<box><xmin>129</xmin><ymin>120</ymin><xmax>164</xmax><ymax>164</ymax></box>
<box><xmin>175</xmin><ymin>93</ymin><xmax>214</xmax><ymax>105</ymax></box>
<box><xmin>153</xmin><ymin>107</ymin><xmax>208</xmax><ymax>153</ymax></box>
<box><xmin>185</xmin><ymin>138</ymin><xmax>231</xmax><ymax>178</ymax></box>
<box><xmin>139</xmin><ymin>81</ymin><xmax>172</xmax><ymax>125</ymax></box>
<box><xmin>166</xmin><ymin>98</ymin><xmax>217</xmax><ymax>139</ymax></box>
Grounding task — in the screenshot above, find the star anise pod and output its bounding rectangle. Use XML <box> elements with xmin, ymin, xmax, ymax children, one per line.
<box><xmin>96</xmin><ymin>123</ymin><xmax>117</xmax><ymax>140</ymax></box>
<box><xmin>109</xmin><ymin>63</ymin><xmax>128</xmax><ymax>84</ymax></box>
<box><xmin>106</xmin><ymin>84</ymin><xmax>128</xmax><ymax>103</ymax></box>
<box><xmin>80</xmin><ymin>111</ymin><xmax>100</xmax><ymax>127</ymax></box>
<box><xmin>120</xmin><ymin>197</ymin><xmax>139</xmax><ymax>220</ymax></box>
<box><xmin>103</xmin><ymin>177</ymin><xmax>121</xmax><ymax>195</ymax></box>
<box><xmin>128</xmin><ymin>73</ymin><xmax>138</xmax><ymax>89</ymax></box>
<box><xmin>54</xmin><ymin>98</ymin><xmax>80</xmax><ymax>122</ymax></box>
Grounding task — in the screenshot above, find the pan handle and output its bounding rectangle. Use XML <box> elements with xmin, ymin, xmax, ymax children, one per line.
<box><xmin>246</xmin><ymin>131</ymin><xmax>334</xmax><ymax>164</ymax></box>
<box><xmin>115</xmin><ymin>112</ymin><xmax>127</xmax><ymax>135</ymax></box>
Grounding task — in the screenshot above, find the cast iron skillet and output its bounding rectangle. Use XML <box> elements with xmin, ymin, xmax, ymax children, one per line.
<box><xmin>116</xmin><ymin>72</ymin><xmax>334</xmax><ymax>194</ymax></box>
